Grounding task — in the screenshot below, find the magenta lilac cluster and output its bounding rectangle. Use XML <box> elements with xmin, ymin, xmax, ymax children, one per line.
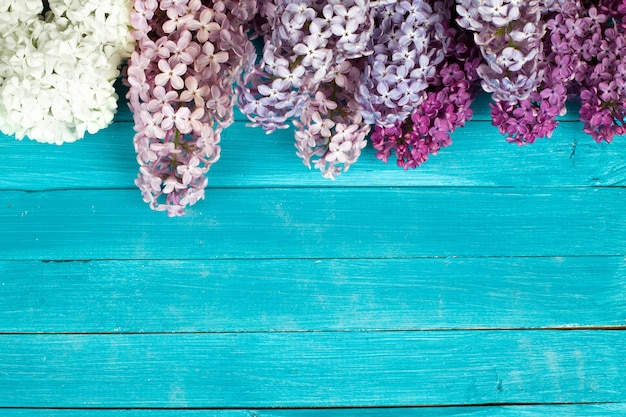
<box><xmin>371</xmin><ymin>4</ymin><xmax>480</xmax><ymax>169</ymax></box>
<box><xmin>461</xmin><ymin>0</ymin><xmax>626</xmax><ymax>145</ymax></box>
<box><xmin>125</xmin><ymin>0</ymin><xmax>626</xmax><ymax>215</ymax></box>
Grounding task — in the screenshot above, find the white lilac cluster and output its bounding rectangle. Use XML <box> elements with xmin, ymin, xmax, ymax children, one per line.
<box><xmin>455</xmin><ymin>0</ymin><xmax>546</xmax><ymax>102</ymax></box>
<box><xmin>0</xmin><ymin>0</ymin><xmax>134</xmax><ymax>144</ymax></box>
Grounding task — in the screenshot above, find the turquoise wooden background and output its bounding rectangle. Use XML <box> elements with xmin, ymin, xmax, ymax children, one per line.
<box><xmin>1</xmin><ymin>85</ymin><xmax>625</xmax><ymax>416</ymax></box>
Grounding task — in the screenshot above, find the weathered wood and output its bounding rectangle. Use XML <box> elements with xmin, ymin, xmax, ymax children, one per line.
<box><xmin>2</xmin><ymin>188</ymin><xmax>625</xmax><ymax>260</ymax></box>
<box><xmin>0</xmin><ymin>257</ymin><xmax>624</xmax><ymax>333</ymax></box>
<box><xmin>0</xmin><ymin>331</ymin><xmax>624</xmax><ymax>408</ymax></box>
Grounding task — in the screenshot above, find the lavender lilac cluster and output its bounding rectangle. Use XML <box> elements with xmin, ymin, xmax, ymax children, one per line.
<box><xmin>127</xmin><ymin>0</ymin><xmax>256</xmax><ymax>216</ymax></box>
<box><xmin>237</xmin><ymin>0</ymin><xmax>385</xmax><ymax>179</ymax></box>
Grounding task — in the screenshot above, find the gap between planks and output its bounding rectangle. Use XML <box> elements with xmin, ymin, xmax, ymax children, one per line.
<box><xmin>1</xmin><ymin>326</ymin><xmax>624</xmax><ymax>336</ymax></box>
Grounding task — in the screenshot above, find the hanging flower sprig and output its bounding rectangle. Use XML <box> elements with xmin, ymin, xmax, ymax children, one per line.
<box><xmin>0</xmin><ymin>0</ymin><xmax>134</xmax><ymax>144</ymax></box>
<box><xmin>372</xmin><ymin>0</ymin><xmax>481</xmax><ymax>169</ymax></box>
<box><xmin>127</xmin><ymin>0</ymin><xmax>256</xmax><ymax>216</ymax></box>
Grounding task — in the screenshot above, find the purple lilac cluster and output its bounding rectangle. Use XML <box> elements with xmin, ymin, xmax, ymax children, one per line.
<box><xmin>371</xmin><ymin>2</ymin><xmax>481</xmax><ymax>169</ymax></box>
<box><xmin>127</xmin><ymin>0</ymin><xmax>256</xmax><ymax>216</ymax></box>
<box><xmin>462</xmin><ymin>0</ymin><xmax>626</xmax><ymax>145</ymax></box>
<box><xmin>569</xmin><ymin>0</ymin><xmax>626</xmax><ymax>143</ymax></box>
<box><xmin>355</xmin><ymin>1</ymin><xmax>447</xmax><ymax>127</ymax></box>
<box><xmin>237</xmin><ymin>0</ymin><xmax>385</xmax><ymax>178</ymax></box>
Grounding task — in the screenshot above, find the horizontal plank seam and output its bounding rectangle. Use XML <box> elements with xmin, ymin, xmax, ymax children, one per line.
<box><xmin>0</xmin><ymin>401</ymin><xmax>622</xmax><ymax>411</ymax></box>
<box><xmin>2</xmin><ymin>185</ymin><xmax>625</xmax><ymax>193</ymax></box>
<box><xmin>15</xmin><ymin>254</ymin><xmax>626</xmax><ymax>263</ymax></box>
<box><xmin>1</xmin><ymin>326</ymin><xmax>624</xmax><ymax>336</ymax></box>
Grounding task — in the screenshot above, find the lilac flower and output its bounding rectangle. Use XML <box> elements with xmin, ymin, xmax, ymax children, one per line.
<box><xmin>154</xmin><ymin>59</ymin><xmax>187</xmax><ymax>90</ymax></box>
<box><xmin>456</xmin><ymin>0</ymin><xmax>547</xmax><ymax>102</ymax></box>
<box><xmin>0</xmin><ymin>0</ymin><xmax>134</xmax><ymax>144</ymax></box>
<box><xmin>490</xmin><ymin>1</ymin><xmax>626</xmax><ymax>145</ymax></box>
<box><xmin>236</xmin><ymin>0</ymin><xmax>379</xmax><ymax>176</ymax></box>
<box><xmin>372</xmin><ymin>8</ymin><xmax>481</xmax><ymax>169</ymax></box>
<box><xmin>355</xmin><ymin>0</ymin><xmax>446</xmax><ymax>128</ymax></box>
<box><xmin>127</xmin><ymin>0</ymin><xmax>256</xmax><ymax>216</ymax></box>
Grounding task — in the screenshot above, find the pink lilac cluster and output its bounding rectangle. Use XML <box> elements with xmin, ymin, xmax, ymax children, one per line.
<box><xmin>237</xmin><ymin>0</ymin><xmax>390</xmax><ymax>178</ymax></box>
<box><xmin>126</xmin><ymin>0</ymin><xmax>256</xmax><ymax>216</ymax></box>
<box><xmin>371</xmin><ymin>3</ymin><xmax>481</xmax><ymax>168</ymax></box>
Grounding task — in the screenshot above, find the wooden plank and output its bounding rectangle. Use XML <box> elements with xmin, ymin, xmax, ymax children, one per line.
<box><xmin>2</xmin><ymin>404</ymin><xmax>626</xmax><ymax>416</ymax></box>
<box><xmin>0</xmin><ymin>331</ymin><xmax>624</xmax><ymax>407</ymax></box>
<box><xmin>1</xmin><ymin>188</ymin><xmax>625</xmax><ymax>260</ymax></box>
<box><xmin>1</xmin><ymin>257</ymin><xmax>624</xmax><ymax>333</ymax></box>
<box><xmin>1</xmin><ymin>120</ymin><xmax>623</xmax><ymax>191</ymax></box>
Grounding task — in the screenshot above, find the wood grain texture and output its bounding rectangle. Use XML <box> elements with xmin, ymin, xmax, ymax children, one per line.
<box><xmin>2</xmin><ymin>83</ymin><xmax>624</xmax><ymax>415</ymax></box>
<box><xmin>2</xmin><ymin>121</ymin><xmax>625</xmax><ymax>191</ymax></box>
<box><xmin>0</xmin><ymin>258</ymin><xmax>624</xmax><ymax>333</ymax></box>
<box><xmin>3</xmin><ymin>404</ymin><xmax>626</xmax><ymax>416</ymax></box>
<box><xmin>0</xmin><ymin>331</ymin><xmax>625</xmax><ymax>408</ymax></box>
<box><xmin>2</xmin><ymin>187</ymin><xmax>625</xmax><ymax>260</ymax></box>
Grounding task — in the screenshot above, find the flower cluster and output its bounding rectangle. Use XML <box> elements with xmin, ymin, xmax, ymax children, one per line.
<box><xmin>237</xmin><ymin>0</ymin><xmax>387</xmax><ymax>178</ymax></box>
<box><xmin>459</xmin><ymin>0</ymin><xmax>626</xmax><ymax>145</ymax></box>
<box><xmin>571</xmin><ymin>1</ymin><xmax>626</xmax><ymax>143</ymax></box>
<box><xmin>457</xmin><ymin>0</ymin><xmax>546</xmax><ymax>102</ymax></box>
<box><xmin>237</xmin><ymin>1</ymin><xmax>473</xmax><ymax>178</ymax></box>
<box><xmin>0</xmin><ymin>0</ymin><xmax>134</xmax><ymax>144</ymax></box>
<box><xmin>127</xmin><ymin>0</ymin><xmax>256</xmax><ymax>216</ymax></box>
<box><xmin>121</xmin><ymin>0</ymin><xmax>626</xmax><ymax>214</ymax></box>
<box><xmin>355</xmin><ymin>1</ymin><xmax>447</xmax><ymax>127</ymax></box>
<box><xmin>372</xmin><ymin>13</ymin><xmax>481</xmax><ymax>169</ymax></box>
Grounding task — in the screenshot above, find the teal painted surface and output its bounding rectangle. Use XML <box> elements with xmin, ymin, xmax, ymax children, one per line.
<box><xmin>4</xmin><ymin>406</ymin><xmax>626</xmax><ymax>416</ymax></box>
<box><xmin>1</xmin><ymin>331</ymin><xmax>625</xmax><ymax>407</ymax></box>
<box><xmin>1</xmin><ymin>258</ymin><xmax>625</xmax><ymax>332</ymax></box>
<box><xmin>0</xmin><ymin>90</ymin><xmax>625</xmax><ymax>414</ymax></box>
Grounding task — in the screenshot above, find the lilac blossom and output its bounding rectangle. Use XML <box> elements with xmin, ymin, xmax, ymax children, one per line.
<box><xmin>490</xmin><ymin>0</ymin><xmax>626</xmax><ymax>144</ymax></box>
<box><xmin>355</xmin><ymin>0</ymin><xmax>448</xmax><ymax>127</ymax></box>
<box><xmin>372</xmin><ymin>6</ymin><xmax>481</xmax><ymax>169</ymax></box>
<box><xmin>127</xmin><ymin>0</ymin><xmax>256</xmax><ymax>216</ymax></box>
<box><xmin>456</xmin><ymin>0</ymin><xmax>547</xmax><ymax>102</ymax></box>
<box><xmin>294</xmin><ymin>72</ymin><xmax>370</xmax><ymax>179</ymax></box>
<box><xmin>236</xmin><ymin>0</ymin><xmax>383</xmax><ymax>177</ymax></box>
